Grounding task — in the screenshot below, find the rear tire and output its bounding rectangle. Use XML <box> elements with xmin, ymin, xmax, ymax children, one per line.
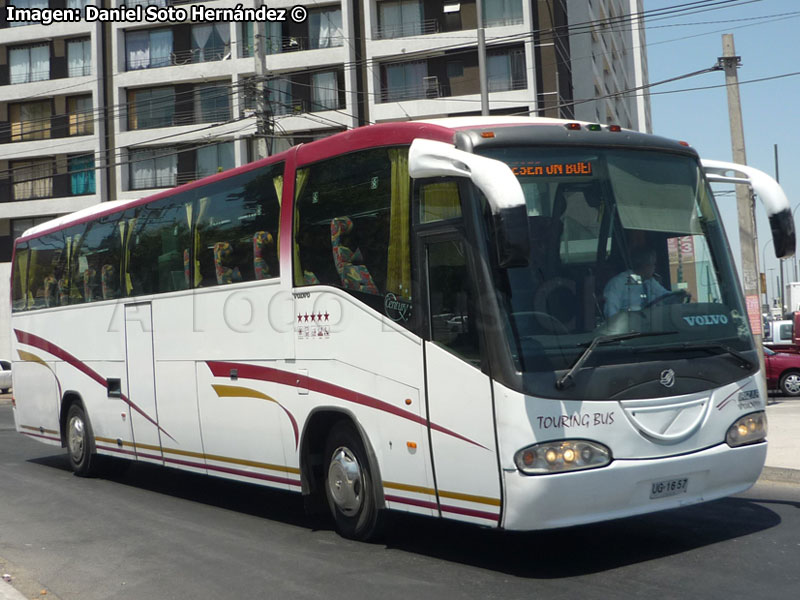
<box><xmin>65</xmin><ymin>403</ymin><xmax>100</xmax><ymax>477</ymax></box>
<box><xmin>780</xmin><ymin>371</ymin><xmax>800</xmax><ymax>397</ymax></box>
<box><xmin>323</xmin><ymin>421</ymin><xmax>383</xmax><ymax>541</ymax></box>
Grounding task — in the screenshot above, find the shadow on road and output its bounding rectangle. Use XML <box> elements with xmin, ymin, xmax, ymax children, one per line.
<box><xmin>29</xmin><ymin>452</ymin><xmax>781</xmax><ymax>579</ymax></box>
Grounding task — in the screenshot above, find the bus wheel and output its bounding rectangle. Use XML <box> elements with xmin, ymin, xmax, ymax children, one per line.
<box><xmin>66</xmin><ymin>404</ymin><xmax>99</xmax><ymax>477</ymax></box>
<box><xmin>323</xmin><ymin>422</ymin><xmax>383</xmax><ymax>541</ymax></box>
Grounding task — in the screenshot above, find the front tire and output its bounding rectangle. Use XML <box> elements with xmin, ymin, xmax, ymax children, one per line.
<box><xmin>780</xmin><ymin>371</ymin><xmax>800</xmax><ymax>397</ymax></box>
<box><xmin>66</xmin><ymin>403</ymin><xmax>100</xmax><ymax>476</ymax></box>
<box><xmin>323</xmin><ymin>421</ymin><xmax>383</xmax><ymax>541</ymax></box>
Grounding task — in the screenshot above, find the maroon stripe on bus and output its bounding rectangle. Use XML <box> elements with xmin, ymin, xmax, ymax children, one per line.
<box><xmin>14</xmin><ymin>329</ymin><xmax>174</xmax><ymax>441</ymax></box>
<box><xmin>384</xmin><ymin>494</ymin><xmax>500</xmax><ymax>522</ymax></box>
<box><xmin>206</xmin><ymin>361</ymin><xmax>487</xmax><ymax>450</ymax></box>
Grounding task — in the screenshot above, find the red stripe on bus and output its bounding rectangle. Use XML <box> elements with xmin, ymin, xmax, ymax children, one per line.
<box><xmin>97</xmin><ymin>443</ymin><xmax>302</xmax><ymax>487</ymax></box>
<box><xmin>385</xmin><ymin>494</ymin><xmax>500</xmax><ymax>523</ymax></box>
<box><xmin>439</xmin><ymin>503</ymin><xmax>500</xmax><ymax>522</ymax></box>
<box><xmin>14</xmin><ymin>329</ymin><xmax>174</xmax><ymax>441</ymax></box>
<box><xmin>206</xmin><ymin>361</ymin><xmax>487</xmax><ymax>450</ymax></box>
<box><xmin>20</xmin><ymin>431</ymin><xmax>61</xmax><ymax>443</ymax></box>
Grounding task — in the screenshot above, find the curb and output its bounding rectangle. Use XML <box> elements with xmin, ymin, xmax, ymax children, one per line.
<box><xmin>759</xmin><ymin>466</ymin><xmax>800</xmax><ymax>485</ymax></box>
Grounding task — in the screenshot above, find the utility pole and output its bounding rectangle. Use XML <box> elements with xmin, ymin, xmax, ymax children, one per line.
<box><xmin>719</xmin><ymin>34</ymin><xmax>765</xmax><ymax>364</ymax></box>
<box><xmin>775</xmin><ymin>144</ymin><xmax>785</xmax><ymax>311</ymax></box>
<box><xmin>475</xmin><ymin>0</ymin><xmax>489</xmax><ymax>115</ymax></box>
<box><xmin>253</xmin><ymin>9</ymin><xmax>271</xmax><ymax>160</ymax></box>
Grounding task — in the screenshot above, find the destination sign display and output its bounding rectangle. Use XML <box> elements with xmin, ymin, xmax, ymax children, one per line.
<box><xmin>510</xmin><ymin>161</ymin><xmax>593</xmax><ymax>177</ymax></box>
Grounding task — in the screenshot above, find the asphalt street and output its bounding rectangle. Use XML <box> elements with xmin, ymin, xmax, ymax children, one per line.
<box><xmin>0</xmin><ymin>396</ymin><xmax>798</xmax><ymax>600</ymax></box>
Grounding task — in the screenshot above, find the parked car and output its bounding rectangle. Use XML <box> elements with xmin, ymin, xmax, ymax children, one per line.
<box><xmin>763</xmin><ymin>347</ymin><xmax>800</xmax><ymax>396</ymax></box>
<box><xmin>0</xmin><ymin>360</ymin><xmax>11</xmax><ymax>394</ymax></box>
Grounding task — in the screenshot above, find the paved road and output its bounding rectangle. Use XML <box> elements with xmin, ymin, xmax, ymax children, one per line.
<box><xmin>0</xmin><ymin>404</ymin><xmax>798</xmax><ymax>600</ymax></box>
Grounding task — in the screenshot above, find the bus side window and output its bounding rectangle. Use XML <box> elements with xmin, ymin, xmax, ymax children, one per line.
<box><xmin>195</xmin><ymin>164</ymin><xmax>282</xmax><ymax>287</ymax></box>
<box><xmin>427</xmin><ymin>239</ymin><xmax>481</xmax><ymax>365</ymax></box>
<box><xmin>294</xmin><ymin>147</ymin><xmax>413</xmax><ymax>325</ymax></box>
<box><xmin>128</xmin><ymin>199</ymin><xmax>191</xmax><ymax>296</ymax></box>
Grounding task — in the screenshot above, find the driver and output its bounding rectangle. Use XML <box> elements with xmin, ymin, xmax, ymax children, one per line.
<box><xmin>603</xmin><ymin>249</ymin><xmax>671</xmax><ymax>318</ymax></box>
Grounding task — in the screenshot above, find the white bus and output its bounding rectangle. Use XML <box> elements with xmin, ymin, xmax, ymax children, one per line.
<box><xmin>9</xmin><ymin>117</ymin><xmax>794</xmax><ymax>540</ymax></box>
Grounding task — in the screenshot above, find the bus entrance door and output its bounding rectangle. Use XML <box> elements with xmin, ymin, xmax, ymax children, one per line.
<box><xmin>423</xmin><ymin>237</ymin><xmax>503</xmax><ymax>527</ymax></box>
<box><xmin>124</xmin><ymin>302</ymin><xmax>163</xmax><ymax>465</ymax></box>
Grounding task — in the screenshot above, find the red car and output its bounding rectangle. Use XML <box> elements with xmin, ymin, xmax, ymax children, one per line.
<box><xmin>763</xmin><ymin>346</ymin><xmax>800</xmax><ymax>396</ymax></box>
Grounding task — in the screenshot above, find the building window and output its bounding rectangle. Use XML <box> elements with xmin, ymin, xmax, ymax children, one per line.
<box><xmin>196</xmin><ymin>83</ymin><xmax>231</xmax><ymax>123</ymax></box>
<box><xmin>265</xmin><ymin>20</ymin><xmax>284</xmax><ymax>54</ymax></box>
<box><xmin>384</xmin><ymin>61</ymin><xmax>428</xmax><ymax>101</ymax></box>
<box><xmin>308</xmin><ymin>7</ymin><xmax>343</xmax><ymax>49</ymax></box>
<box><xmin>12</xmin><ymin>158</ymin><xmax>53</xmax><ymax>200</ymax></box>
<box><xmin>12</xmin><ymin>216</ymin><xmax>53</xmax><ymax>240</ymax></box>
<box><xmin>487</xmin><ymin>48</ymin><xmax>526</xmax><ymax>91</ymax></box>
<box><xmin>9</xmin><ymin>0</ymin><xmax>47</xmax><ymax>26</ymax></box>
<box><xmin>311</xmin><ymin>71</ymin><xmax>340</xmax><ymax>111</ymax></box>
<box><xmin>240</xmin><ymin>22</ymin><xmax>255</xmax><ymax>57</ymax></box>
<box><xmin>377</xmin><ymin>0</ymin><xmax>424</xmax><ymax>39</ymax></box>
<box><xmin>9</xmin><ymin>101</ymin><xmax>51</xmax><ymax>141</ymax></box>
<box><xmin>129</xmin><ymin>148</ymin><xmax>177</xmax><ymax>190</ymax></box>
<box><xmin>191</xmin><ymin>23</ymin><xmax>230</xmax><ymax>62</ymax></box>
<box><xmin>483</xmin><ymin>0</ymin><xmax>523</xmax><ymax>27</ymax></box>
<box><xmin>128</xmin><ymin>87</ymin><xmax>175</xmax><ymax>130</ymax></box>
<box><xmin>67</xmin><ymin>38</ymin><xmax>92</xmax><ymax>77</ymax></box>
<box><xmin>9</xmin><ymin>44</ymin><xmax>50</xmax><ymax>84</ymax></box>
<box><xmin>67</xmin><ymin>0</ymin><xmax>92</xmax><ymax>16</ymax></box>
<box><xmin>126</xmin><ymin>29</ymin><xmax>173</xmax><ymax>70</ymax></box>
<box><xmin>196</xmin><ymin>142</ymin><xmax>235</xmax><ymax>179</ymax></box>
<box><xmin>267</xmin><ymin>78</ymin><xmax>293</xmax><ymax>115</ymax></box>
<box><xmin>68</xmin><ymin>95</ymin><xmax>94</xmax><ymax>136</ymax></box>
<box><xmin>68</xmin><ymin>154</ymin><xmax>95</xmax><ymax>195</ymax></box>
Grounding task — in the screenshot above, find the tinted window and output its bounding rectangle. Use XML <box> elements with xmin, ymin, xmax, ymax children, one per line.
<box><xmin>70</xmin><ymin>214</ymin><xmax>124</xmax><ymax>303</ymax></box>
<box><xmin>294</xmin><ymin>148</ymin><xmax>412</xmax><ymax>322</ymax></box>
<box><xmin>127</xmin><ymin>197</ymin><xmax>192</xmax><ymax>296</ymax></box>
<box><xmin>26</xmin><ymin>224</ymin><xmax>84</xmax><ymax>309</ymax></box>
<box><xmin>194</xmin><ymin>163</ymin><xmax>282</xmax><ymax>287</ymax></box>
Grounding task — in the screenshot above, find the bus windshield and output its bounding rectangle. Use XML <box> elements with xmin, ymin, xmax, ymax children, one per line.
<box><xmin>477</xmin><ymin>146</ymin><xmax>754</xmax><ymax>388</ymax></box>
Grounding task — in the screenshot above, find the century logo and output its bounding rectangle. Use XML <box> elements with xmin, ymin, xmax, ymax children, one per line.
<box><xmin>682</xmin><ymin>314</ymin><xmax>728</xmax><ymax>326</ymax></box>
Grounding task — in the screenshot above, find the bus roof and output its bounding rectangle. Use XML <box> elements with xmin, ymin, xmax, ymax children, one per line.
<box><xmin>15</xmin><ymin>117</ymin><xmax>671</xmax><ymax>243</ymax></box>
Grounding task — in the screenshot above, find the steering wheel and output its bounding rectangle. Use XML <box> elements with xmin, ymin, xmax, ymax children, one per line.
<box><xmin>642</xmin><ymin>290</ymin><xmax>690</xmax><ymax>310</ymax></box>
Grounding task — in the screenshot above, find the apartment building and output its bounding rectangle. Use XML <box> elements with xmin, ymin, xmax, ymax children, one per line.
<box><xmin>0</xmin><ymin>0</ymin><xmax>650</xmax><ymax>354</ymax></box>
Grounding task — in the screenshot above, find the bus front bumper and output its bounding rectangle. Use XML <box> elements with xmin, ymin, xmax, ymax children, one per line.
<box><xmin>501</xmin><ymin>441</ymin><xmax>766</xmax><ymax>531</ymax></box>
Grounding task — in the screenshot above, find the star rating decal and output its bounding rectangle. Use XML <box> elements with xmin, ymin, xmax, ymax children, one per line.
<box><xmin>296</xmin><ymin>312</ymin><xmax>330</xmax><ymax>323</ymax></box>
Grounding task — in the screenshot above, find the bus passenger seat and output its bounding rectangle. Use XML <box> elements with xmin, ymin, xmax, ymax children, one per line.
<box><xmin>213</xmin><ymin>242</ymin><xmax>242</xmax><ymax>285</ymax></box>
<box><xmin>253</xmin><ymin>231</ymin><xmax>274</xmax><ymax>279</ymax></box>
<box><xmin>101</xmin><ymin>264</ymin><xmax>119</xmax><ymax>299</ymax></box>
<box><xmin>330</xmin><ymin>216</ymin><xmax>379</xmax><ymax>295</ymax></box>
<box><xmin>83</xmin><ymin>267</ymin><xmax>97</xmax><ymax>302</ymax></box>
<box><xmin>183</xmin><ymin>249</ymin><xmax>191</xmax><ymax>287</ymax></box>
<box><xmin>43</xmin><ymin>275</ymin><xmax>58</xmax><ymax>307</ymax></box>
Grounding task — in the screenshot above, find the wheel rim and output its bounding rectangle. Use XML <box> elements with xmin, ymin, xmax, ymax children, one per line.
<box><xmin>327</xmin><ymin>446</ymin><xmax>363</xmax><ymax>516</ymax></box>
<box><xmin>785</xmin><ymin>374</ymin><xmax>800</xmax><ymax>394</ymax></box>
<box><xmin>68</xmin><ymin>414</ymin><xmax>85</xmax><ymax>463</ymax></box>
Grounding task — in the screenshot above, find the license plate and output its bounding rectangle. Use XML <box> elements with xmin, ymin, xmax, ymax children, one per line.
<box><xmin>650</xmin><ymin>477</ymin><xmax>689</xmax><ymax>499</ymax></box>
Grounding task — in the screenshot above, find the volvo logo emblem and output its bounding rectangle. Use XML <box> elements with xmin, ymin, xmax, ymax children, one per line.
<box><xmin>660</xmin><ymin>369</ymin><xmax>676</xmax><ymax>388</ymax></box>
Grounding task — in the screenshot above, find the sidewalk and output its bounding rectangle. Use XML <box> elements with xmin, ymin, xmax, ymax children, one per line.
<box><xmin>0</xmin><ymin>581</ymin><xmax>26</xmax><ymax>600</ymax></box>
<box><xmin>762</xmin><ymin>395</ymin><xmax>800</xmax><ymax>484</ymax></box>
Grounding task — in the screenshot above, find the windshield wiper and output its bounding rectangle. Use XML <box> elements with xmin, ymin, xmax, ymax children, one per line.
<box><xmin>651</xmin><ymin>342</ymin><xmax>754</xmax><ymax>370</ymax></box>
<box><xmin>555</xmin><ymin>331</ymin><xmax>678</xmax><ymax>390</ymax></box>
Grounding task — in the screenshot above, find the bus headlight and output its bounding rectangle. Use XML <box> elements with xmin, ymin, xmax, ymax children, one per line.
<box><xmin>514</xmin><ymin>440</ymin><xmax>611</xmax><ymax>475</ymax></box>
<box><xmin>726</xmin><ymin>411</ymin><xmax>767</xmax><ymax>447</ymax></box>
